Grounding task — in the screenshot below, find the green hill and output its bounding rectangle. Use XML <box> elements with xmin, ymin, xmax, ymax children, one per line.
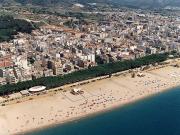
<box><xmin>0</xmin><ymin>15</ymin><xmax>37</xmax><ymax>42</ymax></box>
<box><xmin>0</xmin><ymin>0</ymin><xmax>180</xmax><ymax>10</ymax></box>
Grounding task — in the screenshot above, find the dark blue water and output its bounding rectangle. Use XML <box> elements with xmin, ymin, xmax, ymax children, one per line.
<box><xmin>27</xmin><ymin>87</ymin><xmax>180</xmax><ymax>135</ymax></box>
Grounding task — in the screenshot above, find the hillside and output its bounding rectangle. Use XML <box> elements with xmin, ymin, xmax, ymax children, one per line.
<box><xmin>113</xmin><ymin>0</ymin><xmax>180</xmax><ymax>9</ymax></box>
<box><xmin>0</xmin><ymin>0</ymin><xmax>111</xmax><ymax>6</ymax></box>
<box><xmin>0</xmin><ymin>0</ymin><xmax>180</xmax><ymax>9</ymax></box>
<box><xmin>0</xmin><ymin>15</ymin><xmax>37</xmax><ymax>42</ymax></box>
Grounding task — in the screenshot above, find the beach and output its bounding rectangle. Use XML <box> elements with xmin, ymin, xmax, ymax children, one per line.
<box><xmin>0</xmin><ymin>65</ymin><xmax>180</xmax><ymax>135</ymax></box>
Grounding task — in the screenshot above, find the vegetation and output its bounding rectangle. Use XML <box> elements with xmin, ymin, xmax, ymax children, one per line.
<box><xmin>1</xmin><ymin>0</ymin><xmax>180</xmax><ymax>9</ymax></box>
<box><xmin>65</xmin><ymin>12</ymin><xmax>104</xmax><ymax>20</ymax></box>
<box><xmin>0</xmin><ymin>15</ymin><xmax>37</xmax><ymax>42</ymax></box>
<box><xmin>14</xmin><ymin>0</ymin><xmax>111</xmax><ymax>6</ymax></box>
<box><xmin>0</xmin><ymin>53</ymin><xmax>169</xmax><ymax>95</ymax></box>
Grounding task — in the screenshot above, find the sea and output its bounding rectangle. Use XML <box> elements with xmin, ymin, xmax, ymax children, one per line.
<box><xmin>27</xmin><ymin>86</ymin><xmax>180</xmax><ymax>135</ymax></box>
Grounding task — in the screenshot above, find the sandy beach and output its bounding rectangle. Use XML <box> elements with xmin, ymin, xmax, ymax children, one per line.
<box><xmin>0</xmin><ymin>65</ymin><xmax>180</xmax><ymax>135</ymax></box>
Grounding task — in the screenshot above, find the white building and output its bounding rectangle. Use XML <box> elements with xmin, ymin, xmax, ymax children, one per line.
<box><xmin>80</xmin><ymin>54</ymin><xmax>95</xmax><ymax>63</ymax></box>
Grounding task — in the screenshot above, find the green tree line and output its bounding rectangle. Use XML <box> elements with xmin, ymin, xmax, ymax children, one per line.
<box><xmin>0</xmin><ymin>53</ymin><xmax>169</xmax><ymax>95</ymax></box>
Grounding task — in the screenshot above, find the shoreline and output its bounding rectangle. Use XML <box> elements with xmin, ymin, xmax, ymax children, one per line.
<box><xmin>0</xmin><ymin>64</ymin><xmax>180</xmax><ymax>135</ymax></box>
<box><xmin>23</xmin><ymin>85</ymin><xmax>180</xmax><ymax>135</ymax></box>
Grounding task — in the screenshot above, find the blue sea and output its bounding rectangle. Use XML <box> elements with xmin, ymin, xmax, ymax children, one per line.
<box><xmin>27</xmin><ymin>87</ymin><xmax>180</xmax><ymax>135</ymax></box>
